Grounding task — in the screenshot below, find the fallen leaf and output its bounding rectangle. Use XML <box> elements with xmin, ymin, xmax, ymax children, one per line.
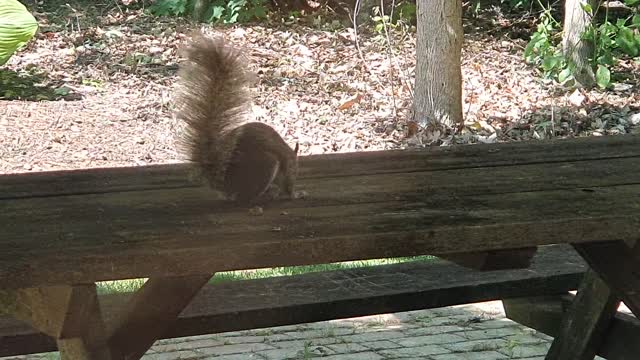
<box><xmin>338</xmin><ymin>94</ymin><xmax>363</xmax><ymax>110</ymax></box>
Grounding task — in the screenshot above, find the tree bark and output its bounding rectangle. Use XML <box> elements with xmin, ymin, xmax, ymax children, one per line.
<box><xmin>413</xmin><ymin>0</ymin><xmax>463</xmax><ymax>128</ymax></box>
<box><xmin>562</xmin><ymin>0</ymin><xmax>598</xmax><ymax>87</ymax></box>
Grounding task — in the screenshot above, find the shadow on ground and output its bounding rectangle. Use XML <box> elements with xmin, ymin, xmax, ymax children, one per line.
<box><xmin>0</xmin><ymin>69</ymin><xmax>79</xmax><ymax>101</ymax></box>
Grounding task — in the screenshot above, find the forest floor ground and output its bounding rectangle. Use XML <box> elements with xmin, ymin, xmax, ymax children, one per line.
<box><xmin>1</xmin><ymin>0</ymin><xmax>639</xmax><ymax>174</ymax></box>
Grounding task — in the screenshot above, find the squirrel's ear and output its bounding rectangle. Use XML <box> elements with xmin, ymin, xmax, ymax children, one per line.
<box><xmin>294</xmin><ymin>142</ymin><xmax>299</xmax><ymax>154</ymax></box>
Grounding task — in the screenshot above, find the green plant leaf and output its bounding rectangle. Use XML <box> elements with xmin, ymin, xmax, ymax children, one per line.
<box><xmin>251</xmin><ymin>5</ymin><xmax>266</xmax><ymax>19</ymax></box>
<box><xmin>209</xmin><ymin>5</ymin><xmax>224</xmax><ymax>21</ymax></box>
<box><xmin>596</xmin><ymin>51</ymin><xmax>615</xmax><ymax>66</ymax></box>
<box><xmin>616</xmin><ymin>27</ymin><xmax>639</xmax><ymax>56</ymax></box>
<box><xmin>581</xmin><ymin>27</ymin><xmax>595</xmax><ymax>41</ymax></box>
<box><xmin>224</xmin><ymin>12</ymin><xmax>239</xmax><ymax>23</ymax></box>
<box><xmin>580</xmin><ymin>2</ymin><xmax>592</xmax><ymax>15</ymax></box>
<box><xmin>596</xmin><ymin>65</ymin><xmax>611</xmax><ymax>89</ymax></box>
<box><xmin>149</xmin><ymin>0</ymin><xmax>188</xmax><ymax>16</ymax></box>
<box><xmin>54</xmin><ymin>87</ymin><xmax>70</xmax><ymax>96</ymax></box>
<box><xmin>616</xmin><ymin>18</ymin><xmax>628</xmax><ymax>28</ymax></box>
<box><xmin>397</xmin><ymin>3</ymin><xmax>416</xmax><ymax>22</ymax></box>
<box><xmin>524</xmin><ymin>32</ymin><xmax>548</xmax><ymax>62</ymax></box>
<box><xmin>558</xmin><ymin>67</ymin><xmax>573</xmax><ymax>84</ymax></box>
<box><xmin>0</xmin><ymin>0</ymin><xmax>38</xmax><ymax>65</ymax></box>
<box><xmin>542</xmin><ymin>55</ymin><xmax>561</xmax><ymax>71</ymax></box>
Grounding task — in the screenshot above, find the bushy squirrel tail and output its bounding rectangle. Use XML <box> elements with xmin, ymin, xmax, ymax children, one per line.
<box><xmin>175</xmin><ymin>33</ymin><xmax>252</xmax><ymax>187</ymax></box>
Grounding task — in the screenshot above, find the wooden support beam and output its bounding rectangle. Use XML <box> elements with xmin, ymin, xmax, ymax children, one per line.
<box><xmin>573</xmin><ymin>240</ymin><xmax>640</xmax><ymax>316</ymax></box>
<box><xmin>10</xmin><ymin>284</ymin><xmax>113</xmax><ymax>360</ymax></box>
<box><xmin>504</xmin><ymin>294</ymin><xmax>640</xmax><ymax>360</ymax></box>
<box><xmin>106</xmin><ymin>274</ymin><xmax>212</xmax><ymax>360</ymax></box>
<box><xmin>544</xmin><ymin>270</ymin><xmax>620</xmax><ymax>360</ymax></box>
<box><xmin>1</xmin><ymin>245</ymin><xmax>585</xmax><ymax>357</ymax></box>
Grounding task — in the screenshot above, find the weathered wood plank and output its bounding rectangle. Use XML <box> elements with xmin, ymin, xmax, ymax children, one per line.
<box><xmin>57</xmin><ymin>337</ymin><xmax>113</xmax><ymax>360</ymax></box>
<box><xmin>504</xmin><ymin>295</ymin><xmax>640</xmax><ymax>360</ymax></box>
<box><xmin>1</xmin><ymin>136</ymin><xmax>638</xmax><ymax>288</ymax></box>
<box><xmin>5</xmin><ymin>157</ymin><xmax>640</xmax><ymax>240</ymax></box>
<box><xmin>0</xmin><ymin>135</ymin><xmax>640</xmax><ymax>199</ymax></box>
<box><xmin>106</xmin><ymin>275</ymin><xmax>212</xmax><ymax>360</ymax></box>
<box><xmin>9</xmin><ymin>284</ymin><xmax>113</xmax><ymax>360</ymax></box>
<box><xmin>0</xmin><ymin>142</ymin><xmax>640</xmax><ymax>200</ymax></box>
<box><xmin>297</xmin><ymin>134</ymin><xmax>640</xmax><ymax>178</ymax></box>
<box><xmin>0</xmin><ymin>163</ymin><xmax>199</xmax><ymax>200</ymax></box>
<box><xmin>2</xmin><ymin>134</ymin><xmax>639</xmax><ymax>199</ymax></box>
<box><xmin>0</xmin><ymin>182</ymin><xmax>638</xmax><ymax>289</ymax></box>
<box><xmin>11</xmin><ymin>286</ymin><xmax>76</xmax><ymax>338</ymax></box>
<box><xmin>545</xmin><ymin>270</ymin><xmax>620</xmax><ymax>360</ymax></box>
<box><xmin>573</xmin><ymin>240</ymin><xmax>640</xmax><ymax>316</ymax></box>
<box><xmin>0</xmin><ymin>245</ymin><xmax>585</xmax><ymax>357</ymax></box>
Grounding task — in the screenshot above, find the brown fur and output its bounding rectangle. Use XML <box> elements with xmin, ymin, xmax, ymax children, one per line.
<box><xmin>176</xmin><ymin>33</ymin><xmax>298</xmax><ymax>203</ymax></box>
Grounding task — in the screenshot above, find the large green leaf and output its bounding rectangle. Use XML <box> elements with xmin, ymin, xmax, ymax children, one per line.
<box><xmin>596</xmin><ymin>65</ymin><xmax>611</xmax><ymax>89</ymax></box>
<box><xmin>0</xmin><ymin>0</ymin><xmax>38</xmax><ymax>66</ymax></box>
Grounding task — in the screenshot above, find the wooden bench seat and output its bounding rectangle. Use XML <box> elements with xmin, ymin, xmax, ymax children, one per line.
<box><xmin>0</xmin><ymin>245</ymin><xmax>586</xmax><ymax>357</ymax></box>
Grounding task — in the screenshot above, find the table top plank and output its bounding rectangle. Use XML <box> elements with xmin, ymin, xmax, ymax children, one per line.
<box><xmin>0</xmin><ymin>135</ymin><xmax>639</xmax><ymax>289</ymax></box>
<box><xmin>2</xmin><ymin>135</ymin><xmax>639</xmax><ymax>200</ymax></box>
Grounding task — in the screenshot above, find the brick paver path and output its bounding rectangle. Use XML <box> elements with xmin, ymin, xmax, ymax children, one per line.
<box><xmin>2</xmin><ymin>301</ymin><xmax>608</xmax><ymax>360</ymax></box>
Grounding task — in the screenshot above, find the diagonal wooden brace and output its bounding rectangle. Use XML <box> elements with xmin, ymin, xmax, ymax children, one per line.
<box><xmin>573</xmin><ymin>240</ymin><xmax>640</xmax><ymax>316</ymax></box>
<box><xmin>536</xmin><ymin>240</ymin><xmax>640</xmax><ymax>360</ymax></box>
<box><xmin>543</xmin><ymin>269</ymin><xmax>621</xmax><ymax>360</ymax></box>
<box><xmin>106</xmin><ymin>274</ymin><xmax>213</xmax><ymax>360</ymax></box>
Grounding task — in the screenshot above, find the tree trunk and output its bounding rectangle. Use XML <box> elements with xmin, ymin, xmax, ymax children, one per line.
<box><xmin>413</xmin><ymin>0</ymin><xmax>463</xmax><ymax>128</ymax></box>
<box><xmin>562</xmin><ymin>0</ymin><xmax>598</xmax><ymax>87</ymax></box>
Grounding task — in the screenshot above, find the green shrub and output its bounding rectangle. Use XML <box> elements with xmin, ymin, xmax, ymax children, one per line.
<box><xmin>524</xmin><ymin>0</ymin><xmax>640</xmax><ymax>88</ymax></box>
<box><xmin>148</xmin><ymin>0</ymin><xmax>268</xmax><ymax>24</ymax></box>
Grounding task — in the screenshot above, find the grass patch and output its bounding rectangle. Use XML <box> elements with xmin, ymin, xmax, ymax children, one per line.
<box><xmin>96</xmin><ymin>256</ymin><xmax>434</xmax><ymax>294</ymax></box>
<box><xmin>97</xmin><ymin>278</ymin><xmax>146</xmax><ymax>295</ymax></box>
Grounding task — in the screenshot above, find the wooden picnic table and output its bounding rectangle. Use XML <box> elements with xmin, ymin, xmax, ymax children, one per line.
<box><xmin>1</xmin><ymin>134</ymin><xmax>639</xmax><ymax>360</ymax></box>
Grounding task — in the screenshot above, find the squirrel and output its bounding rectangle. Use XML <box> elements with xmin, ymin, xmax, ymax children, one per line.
<box><xmin>175</xmin><ymin>33</ymin><xmax>299</xmax><ymax>204</ymax></box>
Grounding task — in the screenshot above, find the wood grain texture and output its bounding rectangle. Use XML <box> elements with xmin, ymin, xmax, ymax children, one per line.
<box><xmin>10</xmin><ymin>284</ymin><xmax>113</xmax><ymax>360</ymax></box>
<box><xmin>0</xmin><ymin>245</ymin><xmax>585</xmax><ymax>357</ymax></box>
<box><xmin>106</xmin><ymin>275</ymin><xmax>212</xmax><ymax>360</ymax></box>
<box><xmin>1</xmin><ymin>135</ymin><xmax>639</xmax><ymax>289</ymax></box>
<box><xmin>545</xmin><ymin>270</ymin><xmax>620</xmax><ymax>360</ymax></box>
<box><xmin>504</xmin><ymin>294</ymin><xmax>640</xmax><ymax>360</ymax></box>
<box><xmin>573</xmin><ymin>240</ymin><xmax>640</xmax><ymax>316</ymax></box>
<box><xmin>3</xmin><ymin>135</ymin><xmax>638</xmax><ymax>199</ymax></box>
